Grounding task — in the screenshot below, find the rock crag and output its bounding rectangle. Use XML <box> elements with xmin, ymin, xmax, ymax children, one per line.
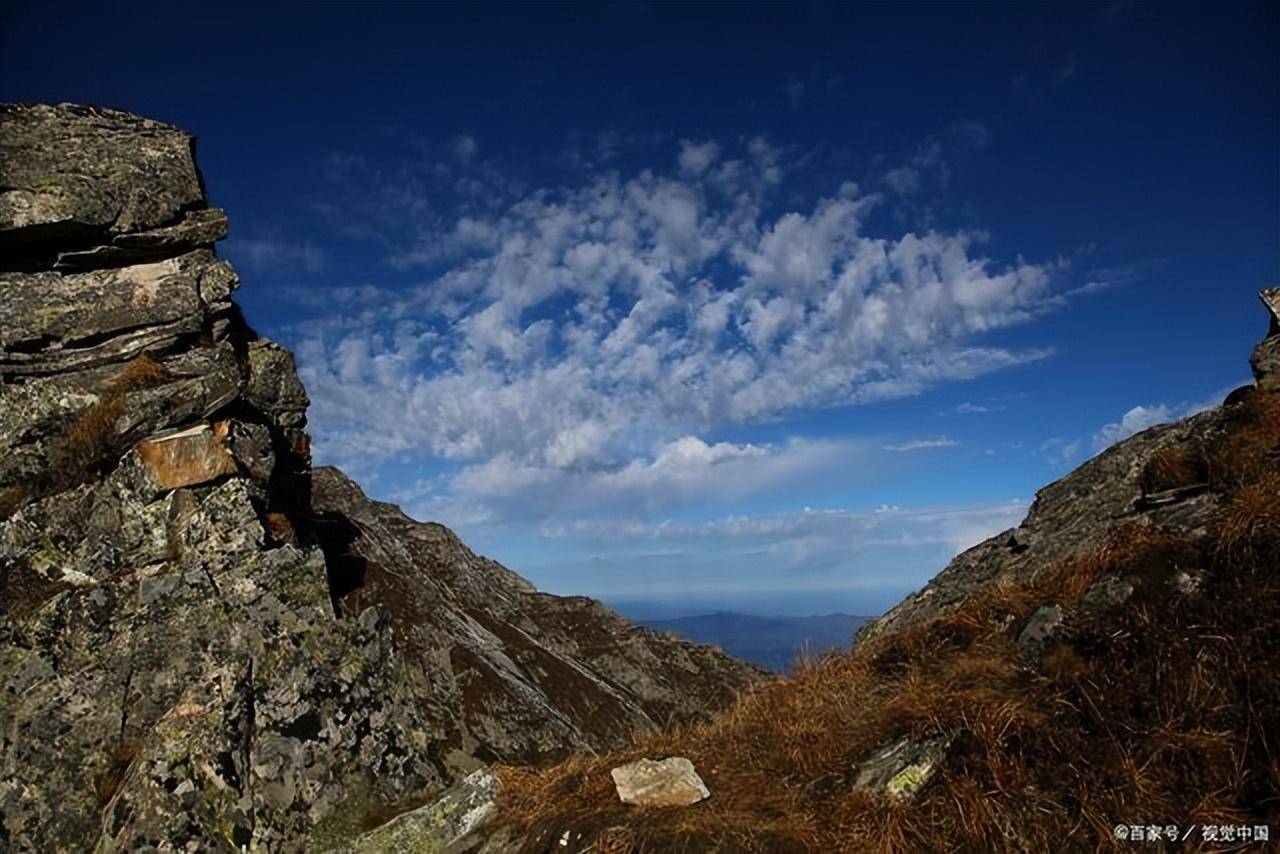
<box><xmin>0</xmin><ymin>103</ymin><xmax>762</xmax><ymax>852</ymax></box>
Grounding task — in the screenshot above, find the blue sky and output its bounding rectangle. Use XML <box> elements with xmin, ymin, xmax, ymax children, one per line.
<box><xmin>5</xmin><ymin>1</ymin><xmax>1276</xmax><ymax>616</ymax></box>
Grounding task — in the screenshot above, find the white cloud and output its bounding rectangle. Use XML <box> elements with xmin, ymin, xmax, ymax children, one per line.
<box><xmin>882</xmin><ymin>141</ymin><xmax>944</xmax><ymax>196</ymax></box>
<box><xmin>540</xmin><ymin>499</ymin><xmax>1029</xmax><ymax>567</ymax></box>
<box><xmin>436</xmin><ymin>436</ymin><xmax>859</xmax><ymax>522</ymax></box>
<box><xmin>882</xmin><ymin>436</ymin><xmax>959</xmax><ymax>452</ymax></box>
<box><xmin>677</xmin><ymin>140</ymin><xmax>720</xmax><ymax>176</ymax></box>
<box><xmin>1092</xmin><ymin>404</ymin><xmax>1172</xmax><ymax>451</ymax></box>
<box><xmin>452</xmin><ymin>134</ymin><xmax>478</xmax><ymax>163</ymax></box>
<box><xmin>229</xmin><ymin>237</ymin><xmax>327</xmax><ymax>273</ymax></box>
<box><xmin>946</xmin><ymin>401</ymin><xmax>1005</xmax><ymax>415</ymax></box>
<box><xmin>289</xmin><ymin>136</ymin><xmax>1069</xmax><ymax>527</ymax></box>
<box><xmin>1090</xmin><ymin>385</ymin><xmax>1238</xmax><ymax>453</ymax></box>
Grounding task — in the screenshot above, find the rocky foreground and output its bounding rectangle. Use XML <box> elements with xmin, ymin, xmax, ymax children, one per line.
<box><xmin>0</xmin><ymin>103</ymin><xmax>762</xmax><ymax>851</ymax></box>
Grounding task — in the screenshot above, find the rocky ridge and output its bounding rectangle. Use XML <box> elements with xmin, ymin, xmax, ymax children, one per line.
<box><xmin>0</xmin><ymin>103</ymin><xmax>761</xmax><ymax>851</ymax></box>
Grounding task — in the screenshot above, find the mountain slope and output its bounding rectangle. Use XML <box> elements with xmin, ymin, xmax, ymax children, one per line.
<box><xmin>0</xmin><ymin>103</ymin><xmax>761</xmax><ymax>851</ymax></box>
<box><xmin>311</xmin><ymin>466</ymin><xmax>763</xmax><ymax>767</ymax></box>
<box><xmin>642</xmin><ymin>612</ymin><xmax>870</xmax><ymax>672</ymax></box>
<box><xmin>451</xmin><ymin>290</ymin><xmax>1280</xmax><ymax>852</ymax></box>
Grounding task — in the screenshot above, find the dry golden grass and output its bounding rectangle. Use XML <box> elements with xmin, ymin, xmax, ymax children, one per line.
<box><xmin>46</xmin><ymin>394</ymin><xmax>126</xmax><ymax>491</ymax></box>
<box><xmin>0</xmin><ymin>484</ymin><xmax>28</xmax><ymax>521</ymax></box>
<box><xmin>105</xmin><ymin>353</ymin><xmax>171</xmax><ymax>395</ymax></box>
<box><xmin>34</xmin><ymin>355</ymin><xmax>173</xmax><ymax>498</ymax></box>
<box><xmin>1139</xmin><ymin>441</ymin><xmax>1208</xmax><ymax>494</ymax></box>
<box><xmin>92</xmin><ymin>741</ymin><xmax>138</xmax><ymax>808</ymax></box>
<box><xmin>494</xmin><ymin>390</ymin><xmax>1280</xmax><ymax>853</ymax></box>
<box><xmin>265</xmin><ymin>511</ymin><xmax>298</xmax><ymax>545</ymax></box>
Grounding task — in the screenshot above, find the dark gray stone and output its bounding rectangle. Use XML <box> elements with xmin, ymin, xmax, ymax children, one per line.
<box><xmin>0</xmin><ymin>103</ymin><xmax>205</xmax><ymax>264</ymax></box>
<box><xmin>52</xmin><ymin>208</ymin><xmax>229</xmax><ymax>271</ymax></box>
<box><xmin>1252</xmin><ymin>288</ymin><xmax>1280</xmax><ymax>391</ymax></box>
<box><xmin>1017</xmin><ymin>604</ymin><xmax>1065</xmax><ymax>656</ymax></box>
<box><xmin>1079</xmin><ymin>576</ymin><xmax>1135</xmax><ymax>614</ymax></box>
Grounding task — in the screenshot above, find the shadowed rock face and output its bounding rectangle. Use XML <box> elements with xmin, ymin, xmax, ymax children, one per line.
<box><xmin>857</xmin><ymin>407</ymin><xmax>1228</xmax><ymax>645</ymax></box>
<box><xmin>0</xmin><ymin>103</ymin><xmax>762</xmax><ymax>852</ymax></box>
<box><xmin>312</xmin><ymin>466</ymin><xmax>762</xmax><ymax>769</ymax></box>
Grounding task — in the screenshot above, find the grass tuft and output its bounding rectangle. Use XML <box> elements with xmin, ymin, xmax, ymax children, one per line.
<box><xmin>15</xmin><ymin>355</ymin><xmax>174</xmax><ymax>503</ymax></box>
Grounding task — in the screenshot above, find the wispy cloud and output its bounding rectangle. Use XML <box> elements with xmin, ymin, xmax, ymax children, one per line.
<box><xmin>540</xmin><ymin>499</ymin><xmax>1029</xmax><ymax>573</ymax></box>
<box><xmin>227</xmin><ymin>237</ymin><xmax>327</xmax><ymax>273</ymax></box>
<box><xmin>882</xmin><ymin>436</ymin><xmax>959</xmax><ymax>452</ymax></box>
<box><xmin>785</xmin><ymin>77</ymin><xmax>805</xmax><ymax>110</ymax></box>
<box><xmin>944</xmin><ymin>401</ymin><xmax>1006</xmax><ymax>415</ymax></box>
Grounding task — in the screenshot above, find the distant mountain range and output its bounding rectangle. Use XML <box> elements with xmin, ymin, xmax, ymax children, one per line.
<box><xmin>634</xmin><ymin>611</ymin><xmax>873</xmax><ymax>673</ymax></box>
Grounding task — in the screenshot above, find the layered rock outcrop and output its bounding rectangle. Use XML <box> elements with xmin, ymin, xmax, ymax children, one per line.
<box><xmin>0</xmin><ymin>103</ymin><xmax>761</xmax><ymax>851</ymax></box>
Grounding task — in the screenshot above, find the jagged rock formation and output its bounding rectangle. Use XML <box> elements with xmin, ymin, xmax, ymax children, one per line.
<box><xmin>1252</xmin><ymin>288</ymin><xmax>1280</xmax><ymax>390</ymax></box>
<box><xmin>0</xmin><ymin>103</ymin><xmax>761</xmax><ymax>851</ymax></box>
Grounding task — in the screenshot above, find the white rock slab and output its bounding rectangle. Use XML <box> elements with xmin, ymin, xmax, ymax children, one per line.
<box><xmin>610</xmin><ymin>756</ymin><xmax>710</xmax><ymax>807</ymax></box>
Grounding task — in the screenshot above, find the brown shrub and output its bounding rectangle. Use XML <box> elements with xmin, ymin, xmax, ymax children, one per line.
<box><xmin>46</xmin><ymin>394</ymin><xmax>125</xmax><ymax>491</ymax></box>
<box><xmin>105</xmin><ymin>354</ymin><xmax>171</xmax><ymax>395</ymax></box>
<box><xmin>0</xmin><ymin>484</ymin><xmax>28</xmax><ymax>520</ymax></box>
<box><xmin>265</xmin><ymin>511</ymin><xmax>297</xmax><ymax>545</ymax></box>
<box><xmin>1216</xmin><ymin>469</ymin><xmax>1280</xmax><ymax>567</ymax></box>
<box><xmin>92</xmin><ymin>741</ymin><xmax>138</xmax><ymax>808</ymax></box>
<box><xmin>1140</xmin><ymin>441</ymin><xmax>1209</xmax><ymax>494</ymax></box>
<box><xmin>36</xmin><ymin>355</ymin><xmax>174</xmax><ymax>496</ymax></box>
<box><xmin>1205</xmin><ymin>390</ymin><xmax>1280</xmax><ymax>489</ymax></box>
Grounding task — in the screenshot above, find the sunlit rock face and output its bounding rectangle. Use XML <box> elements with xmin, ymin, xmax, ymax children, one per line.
<box><xmin>0</xmin><ymin>103</ymin><xmax>762</xmax><ymax>851</ymax></box>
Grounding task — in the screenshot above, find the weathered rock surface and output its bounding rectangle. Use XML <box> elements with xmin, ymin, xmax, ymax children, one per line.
<box><xmin>610</xmin><ymin>757</ymin><xmax>710</xmax><ymax>807</ymax></box>
<box><xmin>1016</xmin><ymin>604</ymin><xmax>1065</xmax><ymax>658</ymax></box>
<box><xmin>0</xmin><ymin>103</ymin><xmax>761</xmax><ymax>852</ymax></box>
<box><xmin>0</xmin><ymin>103</ymin><xmax>205</xmax><ymax>267</ymax></box>
<box><xmin>1250</xmin><ymin>287</ymin><xmax>1280</xmax><ymax>390</ymax></box>
<box><xmin>311</xmin><ymin>466</ymin><xmax>761</xmax><ymax>771</ymax></box>
<box><xmin>135</xmin><ymin>420</ymin><xmax>240</xmax><ymax>490</ymax></box>
<box><xmin>344</xmin><ymin>769</ymin><xmax>504</xmax><ymax>854</ymax></box>
<box><xmin>851</xmin><ymin>734</ymin><xmax>951</xmax><ymax>801</ymax></box>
